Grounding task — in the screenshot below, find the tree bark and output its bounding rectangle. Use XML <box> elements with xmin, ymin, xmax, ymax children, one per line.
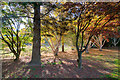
<box><xmin>54</xmin><ymin>47</ymin><xmax>59</xmax><ymax>56</ymax></box>
<box><xmin>85</xmin><ymin>48</ymin><xmax>89</xmax><ymax>54</ymax></box>
<box><xmin>99</xmin><ymin>34</ymin><xmax>103</xmax><ymax>51</ymax></box>
<box><xmin>77</xmin><ymin>52</ymin><xmax>82</xmax><ymax>69</ymax></box>
<box><xmin>85</xmin><ymin>41</ymin><xmax>92</xmax><ymax>54</ymax></box>
<box><xmin>62</xmin><ymin>35</ymin><xmax>64</xmax><ymax>52</ymax></box>
<box><xmin>29</xmin><ymin>3</ymin><xmax>41</xmax><ymax>65</ymax></box>
<box><xmin>14</xmin><ymin>53</ymin><xmax>20</xmax><ymax>61</ymax></box>
<box><xmin>54</xmin><ymin>36</ymin><xmax>61</xmax><ymax>56</ymax></box>
<box><xmin>113</xmin><ymin>38</ymin><xmax>120</xmax><ymax>47</ymax></box>
<box><xmin>99</xmin><ymin>45</ymin><xmax>102</xmax><ymax>51</ymax></box>
<box><xmin>62</xmin><ymin>44</ymin><xmax>64</xmax><ymax>52</ymax></box>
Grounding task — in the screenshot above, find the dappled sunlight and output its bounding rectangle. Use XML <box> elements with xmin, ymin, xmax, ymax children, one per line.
<box><xmin>45</xmin><ymin>70</ymin><xmax>50</xmax><ymax>75</ymax></box>
<box><xmin>102</xmin><ymin>49</ymin><xmax>119</xmax><ymax>53</ymax></box>
<box><xmin>25</xmin><ymin>69</ymin><xmax>31</xmax><ymax>75</ymax></box>
<box><xmin>41</xmin><ymin>52</ymin><xmax>54</xmax><ymax>58</ymax></box>
<box><xmin>2</xmin><ymin>47</ymin><xmax>119</xmax><ymax>78</ymax></box>
<box><xmin>61</xmin><ymin>61</ymin><xmax>73</xmax><ymax>65</ymax></box>
<box><xmin>87</xmin><ymin>64</ymin><xmax>94</xmax><ymax>68</ymax></box>
<box><xmin>97</xmin><ymin>70</ymin><xmax>110</xmax><ymax>74</ymax></box>
<box><xmin>88</xmin><ymin>48</ymin><xmax>119</xmax><ymax>54</ymax></box>
<box><xmin>1</xmin><ymin>1</ymin><xmax>120</xmax><ymax>78</ymax></box>
<box><xmin>75</xmin><ymin>74</ymin><xmax>80</xmax><ymax>78</ymax></box>
<box><xmin>104</xmin><ymin>62</ymin><xmax>118</xmax><ymax>68</ymax></box>
<box><xmin>58</xmin><ymin>50</ymin><xmax>78</xmax><ymax>59</ymax></box>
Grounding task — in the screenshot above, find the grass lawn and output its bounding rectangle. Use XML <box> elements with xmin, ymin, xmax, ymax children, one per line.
<box><xmin>1</xmin><ymin>45</ymin><xmax>119</xmax><ymax>78</ymax></box>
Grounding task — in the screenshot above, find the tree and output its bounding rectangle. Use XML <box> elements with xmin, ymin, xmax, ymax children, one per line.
<box><xmin>63</xmin><ymin>2</ymin><xmax>120</xmax><ymax>69</ymax></box>
<box><xmin>84</xmin><ymin>33</ymin><xmax>95</xmax><ymax>54</ymax></box>
<box><xmin>112</xmin><ymin>37</ymin><xmax>120</xmax><ymax>47</ymax></box>
<box><xmin>50</xmin><ymin>4</ymin><xmax>72</xmax><ymax>52</ymax></box>
<box><xmin>41</xmin><ymin>17</ymin><xmax>62</xmax><ymax>63</ymax></box>
<box><xmin>92</xmin><ymin>34</ymin><xmax>109</xmax><ymax>51</ymax></box>
<box><xmin>41</xmin><ymin>3</ymin><xmax>72</xmax><ymax>56</ymax></box>
<box><xmin>1</xmin><ymin>2</ymin><xmax>57</xmax><ymax>65</ymax></box>
<box><xmin>111</xmin><ymin>31</ymin><xmax>120</xmax><ymax>47</ymax></box>
<box><xmin>41</xmin><ymin>14</ymin><xmax>62</xmax><ymax>54</ymax></box>
<box><xmin>29</xmin><ymin>3</ymin><xmax>41</xmax><ymax>65</ymax></box>
<box><xmin>0</xmin><ymin>17</ymin><xmax>31</xmax><ymax>61</ymax></box>
<box><xmin>85</xmin><ymin>40</ymin><xmax>94</xmax><ymax>54</ymax></box>
<box><xmin>0</xmin><ymin>2</ymin><xmax>32</xmax><ymax>61</ymax></box>
<box><xmin>28</xmin><ymin>2</ymin><xmax>57</xmax><ymax>65</ymax></box>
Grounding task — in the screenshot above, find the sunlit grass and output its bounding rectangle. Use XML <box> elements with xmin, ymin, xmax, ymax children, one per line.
<box><xmin>82</xmin><ymin>48</ymin><xmax>119</xmax><ymax>78</ymax></box>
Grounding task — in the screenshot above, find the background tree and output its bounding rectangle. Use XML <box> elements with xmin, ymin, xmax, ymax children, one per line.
<box><xmin>92</xmin><ymin>34</ymin><xmax>109</xmax><ymax>51</ymax></box>
<box><xmin>41</xmin><ymin>13</ymin><xmax>64</xmax><ymax>58</ymax></box>
<box><xmin>50</xmin><ymin>3</ymin><xmax>73</xmax><ymax>52</ymax></box>
<box><xmin>0</xmin><ymin>16</ymin><xmax>31</xmax><ymax>61</ymax></box>
<box><xmin>111</xmin><ymin>31</ymin><xmax>120</xmax><ymax>47</ymax></box>
<box><xmin>84</xmin><ymin>33</ymin><xmax>95</xmax><ymax>54</ymax></box>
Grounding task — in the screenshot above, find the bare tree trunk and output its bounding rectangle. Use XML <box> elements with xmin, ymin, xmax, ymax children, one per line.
<box><xmin>99</xmin><ymin>45</ymin><xmax>102</xmax><ymax>51</ymax></box>
<box><xmin>85</xmin><ymin>41</ymin><xmax>92</xmax><ymax>54</ymax></box>
<box><xmin>99</xmin><ymin>34</ymin><xmax>103</xmax><ymax>51</ymax></box>
<box><xmin>54</xmin><ymin>47</ymin><xmax>59</xmax><ymax>56</ymax></box>
<box><xmin>62</xmin><ymin>35</ymin><xmax>64</xmax><ymax>52</ymax></box>
<box><xmin>112</xmin><ymin>38</ymin><xmax>120</xmax><ymax>47</ymax></box>
<box><xmin>77</xmin><ymin>51</ymin><xmax>82</xmax><ymax>69</ymax></box>
<box><xmin>14</xmin><ymin>52</ymin><xmax>20</xmax><ymax>61</ymax></box>
<box><xmin>54</xmin><ymin>36</ymin><xmax>61</xmax><ymax>56</ymax></box>
<box><xmin>15</xmin><ymin>21</ymin><xmax>20</xmax><ymax>61</ymax></box>
<box><xmin>29</xmin><ymin>3</ymin><xmax>41</xmax><ymax>65</ymax></box>
<box><xmin>85</xmin><ymin>48</ymin><xmax>89</xmax><ymax>54</ymax></box>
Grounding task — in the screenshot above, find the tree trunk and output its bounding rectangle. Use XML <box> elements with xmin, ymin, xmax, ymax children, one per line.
<box><xmin>99</xmin><ymin>34</ymin><xmax>103</xmax><ymax>51</ymax></box>
<box><xmin>113</xmin><ymin>43</ymin><xmax>116</xmax><ymax>47</ymax></box>
<box><xmin>54</xmin><ymin>48</ymin><xmax>58</xmax><ymax>63</ymax></box>
<box><xmin>62</xmin><ymin>35</ymin><xmax>64</xmax><ymax>52</ymax></box>
<box><xmin>14</xmin><ymin>53</ymin><xmax>20</xmax><ymax>61</ymax></box>
<box><xmin>29</xmin><ymin>3</ymin><xmax>41</xmax><ymax>65</ymax></box>
<box><xmin>85</xmin><ymin>48</ymin><xmax>89</xmax><ymax>54</ymax></box>
<box><xmin>99</xmin><ymin>45</ymin><xmax>102</xmax><ymax>51</ymax></box>
<box><xmin>54</xmin><ymin>36</ymin><xmax>61</xmax><ymax>56</ymax></box>
<box><xmin>77</xmin><ymin>52</ymin><xmax>82</xmax><ymax>69</ymax></box>
<box><xmin>54</xmin><ymin>47</ymin><xmax>59</xmax><ymax>56</ymax></box>
<box><xmin>85</xmin><ymin>41</ymin><xmax>92</xmax><ymax>54</ymax></box>
<box><xmin>62</xmin><ymin>44</ymin><xmax>64</xmax><ymax>52</ymax></box>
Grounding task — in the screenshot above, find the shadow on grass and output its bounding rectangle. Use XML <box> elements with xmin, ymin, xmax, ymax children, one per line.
<box><xmin>2</xmin><ymin>59</ymin><xmax>42</xmax><ymax>78</ymax></box>
<box><xmin>41</xmin><ymin>58</ymin><xmax>118</xmax><ymax>78</ymax></box>
<box><xmin>2</xmin><ymin>58</ymin><xmax>118</xmax><ymax>79</ymax></box>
